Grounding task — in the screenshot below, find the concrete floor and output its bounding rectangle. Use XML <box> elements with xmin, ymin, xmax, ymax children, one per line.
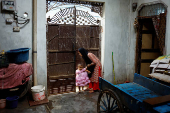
<box><xmin>0</xmin><ymin>90</ymin><xmax>99</xmax><ymax>113</ymax></box>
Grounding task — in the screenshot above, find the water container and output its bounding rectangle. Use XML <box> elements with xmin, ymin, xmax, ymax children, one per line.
<box><xmin>31</xmin><ymin>85</ymin><xmax>45</xmax><ymax>101</ymax></box>
<box><xmin>6</xmin><ymin>48</ymin><xmax>30</xmax><ymax>63</ymax></box>
<box><xmin>6</xmin><ymin>96</ymin><xmax>19</xmax><ymax>109</ymax></box>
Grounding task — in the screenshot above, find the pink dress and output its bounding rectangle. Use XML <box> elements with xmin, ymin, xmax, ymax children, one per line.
<box><xmin>76</xmin><ymin>68</ymin><xmax>90</xmax><ymax>86</ymax></box>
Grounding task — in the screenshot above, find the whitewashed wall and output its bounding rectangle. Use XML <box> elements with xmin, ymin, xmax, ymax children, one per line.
<box><xmin>127</xmin><ymin>0</ymin><xmax>170</xmax><ymax>82</ymax></box>
<box><xmin>0</xmin><ymin>0</ymin><xmax>47</xmax><ymax>89</ymax></box>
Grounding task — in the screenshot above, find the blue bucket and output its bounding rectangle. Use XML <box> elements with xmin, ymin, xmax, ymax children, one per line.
<box><xmin>6</xmin><ymin>48</ymin><xmax>31</xmax><ymax>64</ymax></box>
<box><xmin>6</xmin><ymin>96</ymin><xmax>19</xmax><ymax>109</ymax></box>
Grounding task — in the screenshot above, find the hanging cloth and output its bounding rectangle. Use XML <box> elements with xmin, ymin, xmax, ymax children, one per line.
<box><xmin>152</xmin><ymin>13</ymin><xmax>167</xmax><ymax>55</ymax></box>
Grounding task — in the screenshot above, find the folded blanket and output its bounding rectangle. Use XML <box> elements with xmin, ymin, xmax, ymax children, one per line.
<box><xmin>149</xmin><ymin>73</ymin><xmax>170</xmax><ymax>83</ymax></box>
<box><xmin>0</xmin><ymin>63</ymin><xmax>33</xmax><ymax>89</ymax></box>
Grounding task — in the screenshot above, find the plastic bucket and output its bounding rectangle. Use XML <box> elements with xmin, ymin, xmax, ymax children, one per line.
<box><xmin>6</xmin><ymin>48</ymin><xmax>30</xmax><ymax>63</ymax></box>
<box><xmin>6</xmin><ymin>96</ymin><xmax>19</xmax><ymax>109</ymax></box>
<box><xmin>0</xmin><ymin>99</ymin><xmax>6</xmax><ymax>109</ymax></box>
<box><xmin>31</xmin><ymin>85</ymin><xmax>45</xmax><ymax>101</ymax></box>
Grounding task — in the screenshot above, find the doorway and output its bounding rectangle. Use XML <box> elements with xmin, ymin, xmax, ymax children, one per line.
<box><xmin>46</xmin><ymin>2</ymin><xmax>103</xmax><ymax>95</ymax></box>
<box><xmin>136</xmin><ymin>3</ymin><xmax>167</xmax><ymax>77</ymax></box>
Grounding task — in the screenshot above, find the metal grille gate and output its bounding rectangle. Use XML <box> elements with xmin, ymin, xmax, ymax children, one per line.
<box><xmin>47</xmin><ymin>7</ymin><xmax>100</xmax><ymax>95</ymax></box>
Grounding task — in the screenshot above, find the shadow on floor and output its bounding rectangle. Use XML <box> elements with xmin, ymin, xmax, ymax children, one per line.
<box><xmin>0</xmin><ymin>91</ymin><xmax>99</xmax><ymax>113</ymax></box>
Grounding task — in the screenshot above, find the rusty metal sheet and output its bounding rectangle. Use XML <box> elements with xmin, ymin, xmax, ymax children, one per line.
<box><xmin>47</xmin><ymin>25</ymin><xmax>59</xmax><ymax>40</ymax></box>
<box><xmin>90</xmin><ymin>26</ymin><xmax>100</xmax><ymax>37</ymax></box>
<box><xmin>58</xmin><ymin>38</ymin><xmax>75</xmax><ymax>51</ymax></box>
<box><xmin>48</xmin><ymin>63</ymin><xmax>75</xmax><ymax>76</ymax></box>
<box><xmin>48</xmin><ymin>38</ymin><xmax>59</xmax><ymax>50</ymax></box>
<box><xmin>47</xmin><ymin>23</ymin><xmax>100</xmax><ymax>95</ymax></box>
<box><xmin>59</xmin><ymin>25</ymin><xmax>76</xmax><ymax>38</ymax></box>
<box><xmin>76</xmin><ymin>26</ymin><xmax>90</xmax><ymax>38</ymax></box>
<box><xmin>48</xmin><ymin>53</ymin><xmax>74</xmax><ymax>64</ymax></box>
<box><xmin>76</xmin><ymin>38</ymin><xmax>90</xmax><ymax>49</ymax></box>
<box><xmin>90</xmin><ymin>38</ymin><xmax>99</xmax><ymax>48</ymax></box>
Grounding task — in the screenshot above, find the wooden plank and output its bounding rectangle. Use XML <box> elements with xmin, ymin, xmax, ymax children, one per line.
<box><xmin>134</xmin><ymin>73</ymin><xmax>170</xmax><ymax>96</ymax></box>
<box><xmin>140</xmin><ymin>63</ymin><xmax>150</xmax><ymax>77</ymax></box>
<box><xmin>142</xmin><ymin>34</ymin><xmax>152</xmax><ymax>49</ymax></box>
<box><xmin>49</xmin><ymin>61</ymin><xmax>75</xmax><ymax>66</ymax></box>
<box><xmin>152</xmin><ymin>33</ymin><xmax>155</xmax><ymax>49</ymax></box>
<box><xmin>144</xmin><ymin>95</ymin><xmax>170</xmax><ymax>106</ymax></box>
<box><xmin>141</xmin><ymin>52</ymin><xmax>160</xmax><ymax>60</ymax></box>
<box><xmin>47</xmin><ymin>24</ymin><xmax>59</xmax><ymax>26</ymax></box>
<box><xmin>49</xmin><ymin>74</ymin><xmax>75</xmax><ymax>79</ymax></box>
<box><xmin>59</xmin><ymin>37</ymin><xmax>75</xmax><ymax>39</ymax></box>
<box><xmin>48</xmin><ymin>50</ymin><xmax>75</xmax><ymax>53</ymax></box>
<box><xmin>141</xmin><ymin>30</ymin><xmax>154</xmax><ymax>34</ymax></box>
<box><xmin>90</xmin><ymin>37</ymin><xmax>99</xmax><ymax>39</ymax></box>
<box><xmin>141</xmin><ymin>59</ymin><xmax>154</xmax><ymax>63</ymax></box>
<box><xmin>141</xmin><ymin>49</ymin><xmax>160</xmax><ymax>52</ymax></box>
<box><xmin>76</xmin><ymin>48</ymin><xmax>99</xmax><ymax>51</ymax></box>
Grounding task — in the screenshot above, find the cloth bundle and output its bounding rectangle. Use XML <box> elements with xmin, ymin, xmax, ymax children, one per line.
<box><xmin>149</xmin><ymin>54</ymin><xmax>170</xmax><ymax>83</ymax></box>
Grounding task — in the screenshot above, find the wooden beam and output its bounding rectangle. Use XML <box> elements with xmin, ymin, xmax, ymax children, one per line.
<box><xmin>48</xmin><ymin>50</ymin><xmax>76</xmax><ymax>53</ymax></box>
<box><xmin>141</xmin><ymin>59</ymin><xmax>154</xmax><ymax>63</ymax></box>
<box><xmin>49</xmin><ymin>61</ymin><xmax>75</xmax><ymax>66</ymax></box>
<box><xmin>152</xmin><ymin>33</ymin><xmax>155</xmax><ymax>49</ymax></box>
<box><xmin>144</xmin><ymin>95</ymin><xmax>170</xmax><ymax>106</ymax></box>
<box><xmin>75</xmin><ymin>48</ymin><xmax>99</xmax><ymax>51</ymax></box>
<box><xmin>141</xmin><ymin>30</ymin><xmax>154</xmax><ymax>34</ymax></box>
<box><xmin>141</xmin><ymin>49</ymin><xmax>160</xmax><ymax>52</ymax></box>
<box><xmin>49</xmin><ymin>74</ymin><xmax>75</xmax><ymax>79</ymax></box>
<box><xmin>87</xmin><ymin>48</ymin><xmax>99</xmax><ymax>51</ymax></box>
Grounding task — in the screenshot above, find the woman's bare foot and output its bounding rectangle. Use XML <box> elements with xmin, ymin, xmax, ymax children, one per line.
<box><xmin>84</xmin><ymin>88</ymin><xmax>90</xmax><ymax>91</ymax></box>
<box><xmin>89</xmin><ymin>90</ymin><xmax>94</xmax><ymax>93</ymax></box>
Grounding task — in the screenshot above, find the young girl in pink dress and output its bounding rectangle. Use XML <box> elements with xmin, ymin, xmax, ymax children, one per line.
<box><xmin>76</xmin><ymin>64</ymin><xmax>90</xmax><ymax>92</ymax></box>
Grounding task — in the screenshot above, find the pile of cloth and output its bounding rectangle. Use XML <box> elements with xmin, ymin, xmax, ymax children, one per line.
<box><xmin>0</xmin><ymin>63</ymin><xmax>33</xmax><ymax>89</ymax></box>
<box><xmin>149</xmin><ymin>54</ymin><xmax>170</xmax><ymax>83</ymax></box>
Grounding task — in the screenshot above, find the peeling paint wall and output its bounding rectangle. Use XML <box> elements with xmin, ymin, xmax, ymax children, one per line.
<box><xmin>0</xmin><ymin>0</ymin><xmax>33</xmax><ymax>83</ymax></box>
<box><xmin>103</xmin><ymin>0</ymin><xmax>130</xmax><ymax>84</ymax></box>
<box><xmin>0</xmin><ymin>0</ymin><xmax>32</xmax><ymax>64</ymax></box>
<box><xmin>127</xmin><ymin>0</ymin><xmax>170</xmax><ymax>82</ymax></box>
<box><xmin>81</xmin><ymin>0</ymin><xmax>130</xmax><ymax>84</ymax></box>
<box><xmin>0</xmin><ymin>0</ymin><xmax>47</xmax><ymax>89</ymax></box>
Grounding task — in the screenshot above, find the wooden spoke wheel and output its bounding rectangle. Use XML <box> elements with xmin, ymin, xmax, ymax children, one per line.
<box><xmin>97</xmin><ymin>90</ymin><xmax>124</xmax><ymax>113</ymax></box>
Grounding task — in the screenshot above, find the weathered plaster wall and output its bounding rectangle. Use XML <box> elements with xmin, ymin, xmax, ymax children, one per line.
<box><xmin>82</xmin><ymin>0</ymin><xmax>130</xmax><ymax>84</ymax></box>
<box><xmin>127</xmin><ymin>0</ymin><xmax>170</xmax><ymax>82</ymax></box>
<box><xmin>0</xmin><ymin>0</ymin><xmax>32</xmax><ymax>64</ymax></box>
<box><xmin>37</xmin><ymin>0</ymin><xmax>47</xmax><ymax>90</ymax></box>
<box><xmin>0</xmin><ymin>0</ymin><xmax>47</xmax><ymax>89</ymax></box>
<box><xmin>104</xmin><ymin>0</ymin><xmax>130</xmax><ymax>84</ymax></box>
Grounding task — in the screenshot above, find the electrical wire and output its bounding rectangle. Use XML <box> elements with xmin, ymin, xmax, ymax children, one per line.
<box><xmin>17</xmin><ymin>19</ymin><xmax>30</xmax><ymax>24</ymax></box>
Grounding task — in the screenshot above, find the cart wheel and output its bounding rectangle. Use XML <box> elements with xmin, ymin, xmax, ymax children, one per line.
<box><xmin>97</xmin><ymin>90</ymin><xmax>124</xmax><ymax>113</ymax></box>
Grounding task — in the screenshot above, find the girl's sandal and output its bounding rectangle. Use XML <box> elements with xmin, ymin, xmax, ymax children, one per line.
<box><xmin>89</xmin><ymin>90</ymin><xmax>94</xmax><ymax>93</ymax></box>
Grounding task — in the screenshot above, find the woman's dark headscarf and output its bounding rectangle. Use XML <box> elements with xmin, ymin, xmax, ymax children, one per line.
<box><xmin>78</xmin><ymin>48</ymin><xmax>95</xmax><ymax>78</ymax></box>
<box><xmin>78</xmin><ymin>48</ymin><xmax>92</xmax><ymax>65</ymax></box>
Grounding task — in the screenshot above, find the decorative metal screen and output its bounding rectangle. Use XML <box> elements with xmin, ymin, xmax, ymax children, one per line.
<box><xmin>139</xmin><ymin>3</ymin><xmax>167</xmax><ymax>16</ymax></box>
<box><xmin>49</xmin><ymin>7</ymin><xmax>99</xmax><ymax>25</ymax></box>
<box><xmin>46</xmin><ymin>0</ymin><xmax>103</xmax><ymax>16</ymax></box>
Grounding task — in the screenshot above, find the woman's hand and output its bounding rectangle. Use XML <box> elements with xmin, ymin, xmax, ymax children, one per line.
<box><xmin>87</xmin><ymin>64</ymin><xmax>90</xmax><ymax>67</ymax></box>
<box><xmin>87</xmin><ymin>63</ymin><xmax>95</xmax><ymax>68</ymax></box>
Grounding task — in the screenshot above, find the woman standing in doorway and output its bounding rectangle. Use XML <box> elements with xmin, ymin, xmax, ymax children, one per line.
<box><xmin>78</xmin><ymin>48</ymin><xmax>103</xmax><ymax>93</ymax></box>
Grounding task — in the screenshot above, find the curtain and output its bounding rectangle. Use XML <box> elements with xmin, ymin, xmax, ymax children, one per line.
<box><xmin>152</xmin><ymin>13</ymin><xmax>167</xmax><ymax>55</ymax></box>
